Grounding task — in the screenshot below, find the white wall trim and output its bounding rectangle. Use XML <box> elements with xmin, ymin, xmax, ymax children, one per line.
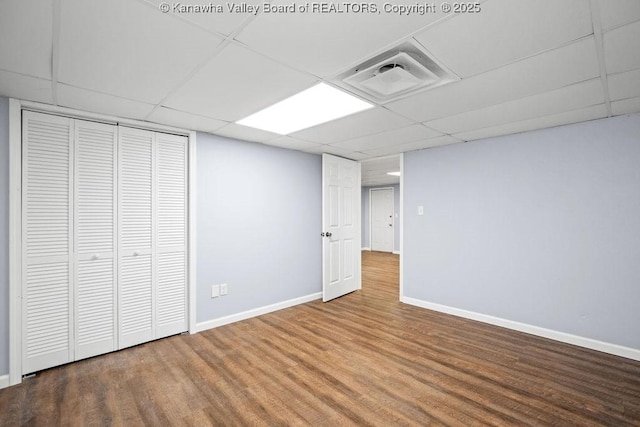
<box><xmin>361</xmin><ymin>247</ymin><xmax>371</xmax><ymax>251</ymax></box>
<box><xmin>392</xmin><ymin>250</ymin><xmax>401</xmax><ymax>255</ymax></box>
<box><xmin>9</xmin><ymin>98</ymin><xmax>22</xmax><ymax>386</ymax></box>
<box><xmin>187</xmin><ymin>131</ymin><xmax>197</xmax><ymax>334</ymax></box>
<box><xmin>0</xmin><ymin>374</ymin><xmax>9</xmax><ymax>390</ymax></box>
<box><xmin>193</xmin><ymin>292</ymin><xmax>322</xmax><ymax>333</ymax></box>
<box><xmin>401</xmin><ymin>296</ymin><xmax>640</xmax><ymax>361</ymax></box>
<box><xmin>399</xmin><ymin>153</ymin><xmax>404</xmax><ymax>302</ymax></box>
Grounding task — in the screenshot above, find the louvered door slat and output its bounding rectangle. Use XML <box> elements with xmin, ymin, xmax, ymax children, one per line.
<box><xmin>155</xmin><ymin>134</ymin><xmax>187</xmax><ymax>339</ymax></box>
<box><xmin>118</xmin><ymin>127</ymin><xmax>154</xmax><ymax>348</ymax></box>
<box><xmin>74</xmin><ymin>120</ymin><xmax>117</xmax><ymax>360</ymax></box>
<box><xmin>22</xmin><ymin>111</ymin><xmax>73</xmax><ymax>374</ymax></box>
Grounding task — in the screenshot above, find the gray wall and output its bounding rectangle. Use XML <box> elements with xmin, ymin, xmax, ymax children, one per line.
<box><xmin>403</xmin><ymin>114</ymin><xmax>640</xmax><ymax>350</ymax></box>
<box><xmin>362</xmin><ymin>184</ymin><xmax>400</xmax><ymax>252</ymax></box>
<box><xmin>0</xmin><ymin>97</ymin><xmax>9</xmax><ymax>375</ymax></box>
<box><xmin>196</xmin><ymin>133</ymin><xmax>322</xmax><ymax>323</ymax></box>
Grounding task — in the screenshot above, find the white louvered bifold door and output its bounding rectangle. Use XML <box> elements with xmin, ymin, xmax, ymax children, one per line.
<box><xmin>118</xmin><ymin>127</ymin><xmax>155</xmax><ymax>349</ymax></box>
<box><xmin>155</xmin><ymin>133</ymin><xmax>187</xmax><ymax>339</ymax></box>
<box><xmin>22</xmin><ymin>111</ymin><xmax>74</xmax><ymax>373</ymax></box>
<box><xmin>74</xmin><ymin>120</ymin><xmax>117</xmax><ymax>360</ymax></box>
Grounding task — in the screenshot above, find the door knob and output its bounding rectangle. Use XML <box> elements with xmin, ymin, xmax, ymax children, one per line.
<box><xmin>326</xmin><ymin>232</ymin><xmax>332</xmax><ymax>237</ymax></box>
<box><xmin>389</xmin><ymin>224</ymin><xmax>392</xmax><ymax>226</ymax></box>
<box><xmin>91</xmin><ymin>254</ymin><xmax>99</xmax><ymax>260</ymax></box>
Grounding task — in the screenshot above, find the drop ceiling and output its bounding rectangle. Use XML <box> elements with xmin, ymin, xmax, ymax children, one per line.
<box><xmin>1</xmin><ymin>0</ymin><xmax>639</xmax><ymax>164</ymax></box>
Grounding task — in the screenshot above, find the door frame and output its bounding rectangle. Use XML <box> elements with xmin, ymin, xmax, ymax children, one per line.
<box><xmin>7</xmin><ymin>99</ymin><xmax>197</xmax><ymax>386</ymax></box>
<box><xmin>369</xmin><ymin>186</ymin><xmax>395</xmax><ymax>253</ymax></box>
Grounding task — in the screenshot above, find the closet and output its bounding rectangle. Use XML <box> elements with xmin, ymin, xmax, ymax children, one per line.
<box><xmin>21</xmin><ymin>111</ymin><xmax>187</xmax><ymax>374</ymax></box>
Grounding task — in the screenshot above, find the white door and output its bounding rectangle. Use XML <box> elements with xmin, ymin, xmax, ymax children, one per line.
<box><xmin>74</xmin><ymin>120</ymin><xmax>117</xmax><ymax>360</ymax></box>
<box><xmin>22</xmin><ymin>111</ymin><xmax>74</xmax><ymax>374</ymax></box>
<box><xmin>118</xmin><ymin>127</ymin><xmax>155</xmax><ymax>349</ymax></box>
<box><xmin>322</xmin><ymin>154</ymin><xmax>361</xmax><ymax>302</ymax></box>
<box><xmin>370</xmin><ymin>188</ymin><xmax>394</xmax><ymax>253</ymax></box>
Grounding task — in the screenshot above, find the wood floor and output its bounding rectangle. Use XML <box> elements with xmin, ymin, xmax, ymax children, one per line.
<box><xmin>2</xmin><ymin>251</ymin><xmax>640</xmax><ymax>426</ymax></box>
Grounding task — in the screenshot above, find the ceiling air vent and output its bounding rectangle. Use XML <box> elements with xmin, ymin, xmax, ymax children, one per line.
<box><xmin>338</xmin><ymin>41</ymin><xmax>457</xmax><ymax>103</ymax></box>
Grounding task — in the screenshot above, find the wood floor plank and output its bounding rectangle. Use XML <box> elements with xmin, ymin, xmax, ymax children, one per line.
<box><xmin>1</xmin><ymin>250</ymin><xmax>639</xmax><ymax>425</ymax></box>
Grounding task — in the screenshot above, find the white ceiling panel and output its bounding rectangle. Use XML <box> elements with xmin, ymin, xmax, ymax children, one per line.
<box><xmin>147</xmin><ymin>106</ymin><xmax>227</xmax><ymax>133</ymax></box>
<box><xmin>57</xmin><ymin>84</ymin><xmax>156</xmax><ymax>120</ymax></box>
<box><xmin>603</xmin><ymin>20</ymin><xmax>640</xmax><ymax>74</ymax></box>
<box><xmin>611</xmin><ymin>97</ymin><xmax>640</xmax><ymax>115</ymax></box>
<box><xmin>608</xmin><ymin>68</ymin><xmax>640</xmax><ymax>101</ymax></box>
<box><xmin>387</xmin><ymin>37</ymin><xmax>600</xmax><ymax>122</ymax></box>
<box><xmin>596</xmin><ymin>0</ymin><xmax>640</xmax><ymax>30</ymax></box>
<box><xmin>58</xmin><ymin>0</ymin><xmax>223</xmax><ymax>104</ymax></box>
<box><xmin>362</xmin><ymin>135</ymin><xmax>461</xmax><ymax>157</ymax></box>
<box><xmin>0</xmin><ymin>70</ymin><xmax>52</xmax><ymax>104</ymax></box>
<box><xmin>332</xmin><ymin>124</ymin><xmax>441</xmax><ymax>152</ymax></box>
<box><xmin>215</xmin><ymin>123</ymin><xmax>280</xmax><ymax>142</ymax></box>
<box><xmin>303</xmin><ymin>144</ymin><xmax>364</xmax><ymax>160</ymax></box>
<box><xmin>291</xmin><ymin>107</ymin><xmax>413</xmax><ymax>144</ymax></box>
<box><xmin>140</xmin><ymin>0</ymin><xmax>260</xmax><ymax>36</ymax></box>
<box><xmin>0</xmin><ymin>0</ymin><xmax>52</xmax><ymax>79</ymax></box>
<box><xmin>426</xmin><ymin>79</ymin><xmax>604</xmax><ymax>134</ymax></box>
<box><xmin>453</xmin><ymin>105</ymin><xmax>608</xmax><ymax>141</ymax></box>
<box><xmin>414</xmin><ymin>0</ymin><xmax>592</xmax><ymax>78</ymax></box>
<box><xmin>164</xmin><ymin>43</ymin><xmax>317</xmax><ymax>121</ymax></box>
<box><xmin>235</xmin><ymin>1</ymin><xmax>448</xmax><ymax>77</ymax></box>
<box><xmin>263</xmin><ymin>136</ymin><xmax>324</xmax><ymax>151</ymax></box>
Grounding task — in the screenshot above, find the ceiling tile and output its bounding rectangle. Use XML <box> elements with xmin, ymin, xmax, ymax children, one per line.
<box><xmin>604</xmin><ymin>21</ymin><xmax>640</xmax><ymax>74</ymax></box>
<box><xmin>291</xmin><ymin>107</ymin><xmax>414</xmax><ymax>144</ymax></box>
<box><xmin>414</xmin><ymin>0</ymin><xmax>592</xmax><ymax>78</ymax></box>
<box><xmin>57</xmin><ymin>84</ymin><xmax>156</xmax><ymax>120</ymax></box>
<box><xmin>164</xmin><ymin>43</ymin><xmax>317</xmax><ymax>122</ymax></box>
<box><xmin>386</xmin><ymin>37</ymin><xmax>600</xmax><ymax>122</ymax></box>
<box><xmin>0</xmin><ymin>0</ymin><xmax>52</xmax><ymax>79</ymax></box>
<box><xmin>362</xmin><ymin>135</ymin><xmax>461</xmax><ymax>156</ymax></box>
<box><xmin>425</xmin><ymin>79</ymin><xmax>604</xmax><ymax>134</ymax></box>
<box><xmin>331</xmin><ymin>124</ymin><xmax>442</xmax><ymax>151</ymax></box>
<box><xmin>263</xmin><ymin>136</ymin><xmax>323</xmax><ymax>151</ymax></box>
<box><xmin>235</xmin><ymin>1</ymin><xmax>447</xmax><ymax>77</ymax></box>
<box><xmin>215</xmin><ymin>123</ymin><xmax>280</xmax><ymax>142</ymax></box>
<box><xmin>0</xmin><ymin>70</ymin><xmax>52</xmax><ymax>103</ymax></box>
<box><xmin>303</xmin><ymin>144</ymin><xmax>365</xmax><ymax>160</ymax></box>
<box><xmin>596</xmin><ymin>0</ymin><xmax>640</xmax><ymax>30</ymax></box>
<box><xmin>58</xmin><ymin>0</ymin><xmax>223</xmax><ymax>104</ymax></box>
<box><xmin>611</xmin><ymin>97</ymin><xmax>640</xmax><ymax>115</ymax></box>
<box><xmin>608</xmin><ymin>68</ymin><xmax>640</xmax><ymax>101</ymax></box>
<box><xmin>147</xmin><ymin>106</ymin><xmax>228</xmax><ymax>133</ymax></box>
<box><xmin>141</xmin><ymin>0</ymin><xmax>260</xmax><ymax>36</ymax></box>
<box><xmin>453</xmin><ymin>105</ymin><xmax>608</xmax><ymax>141</ymax></box>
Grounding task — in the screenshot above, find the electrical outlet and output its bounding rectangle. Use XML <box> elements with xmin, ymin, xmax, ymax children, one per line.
<box><xmin>211</xmin><ymin>284</ymin><xmax>220</xmax><ymax>298</ymax></box>
<box><xmin>418</xmin><ymin>205</ymin><xmax>424</xmax><ymax>215</ymax></box>
<box><xmin>220</xmin><ymin>283</ymin><xmax>228</xmax><ymax>295</ymax></box>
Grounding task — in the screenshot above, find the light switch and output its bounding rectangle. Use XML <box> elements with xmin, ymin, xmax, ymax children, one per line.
<box><xmin>211</xmin><ymin>284</ymin><xmax>220</xmax><ymax>298</ymax></box>
<box><xmin>418</xmin><ymin>205</ymin><xmax>424</xmax><ymax>215</ymax></box>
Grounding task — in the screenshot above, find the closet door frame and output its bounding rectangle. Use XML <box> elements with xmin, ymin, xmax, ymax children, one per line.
<box><xmin>7</xmin><ymin>100</ymin><xmax>197</xmax><ymax>386</ymax></box>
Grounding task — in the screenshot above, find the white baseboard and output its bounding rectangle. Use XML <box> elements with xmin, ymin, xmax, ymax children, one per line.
<box><xmin>401</xmin><ymin>296</ymin><xmax>640</xmax><ymax>361</ymax></box>
<box><xmin>0</xmin><ymin>374</ymin><xmax>9</xmax><ymax>390</ymax></box>
<box><xmin>392</xmin><ymin>250</ymin><xmax>400</xmax><ymax>255</ymax></box>
<box><xmin>361</xmin><ymin>247</ymin><xmax>371</xmax><ymax>251</ymax></box>
<box><xmin>194</xmin><ymin>292</ymin><xmax>322</xmax><ymax>333</ymax></box>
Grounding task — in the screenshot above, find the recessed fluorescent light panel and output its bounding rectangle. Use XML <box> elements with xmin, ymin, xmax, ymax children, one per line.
<box><xmin>387</xmin><ymin>171</ymin><xmax>401</xmax><ymax>176</ymax></box>
<box><xmin>236</xmin><ymin>83</ymin><xmax>373</xmax><ymax>135</ymax></box>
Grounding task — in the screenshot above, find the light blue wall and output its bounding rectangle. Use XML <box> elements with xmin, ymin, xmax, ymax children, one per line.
<box><xmin>0</xmin><ymin>97</ymin><xmax>9</xmax><ymax>375</ymax></box>
<box><xmin>196</xmin><ymin>133</ymin><xmax>322</xmax><ymax>323</ymax></box>
<box><xmin>403</xmin><ymin>114</ymin><xmax>640</xmax><ymax>350</ymax></box>
<box><xmin>362</xmin><ymin>184</ymin><xmax>400</xmax><ymax>252</ymax></box>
